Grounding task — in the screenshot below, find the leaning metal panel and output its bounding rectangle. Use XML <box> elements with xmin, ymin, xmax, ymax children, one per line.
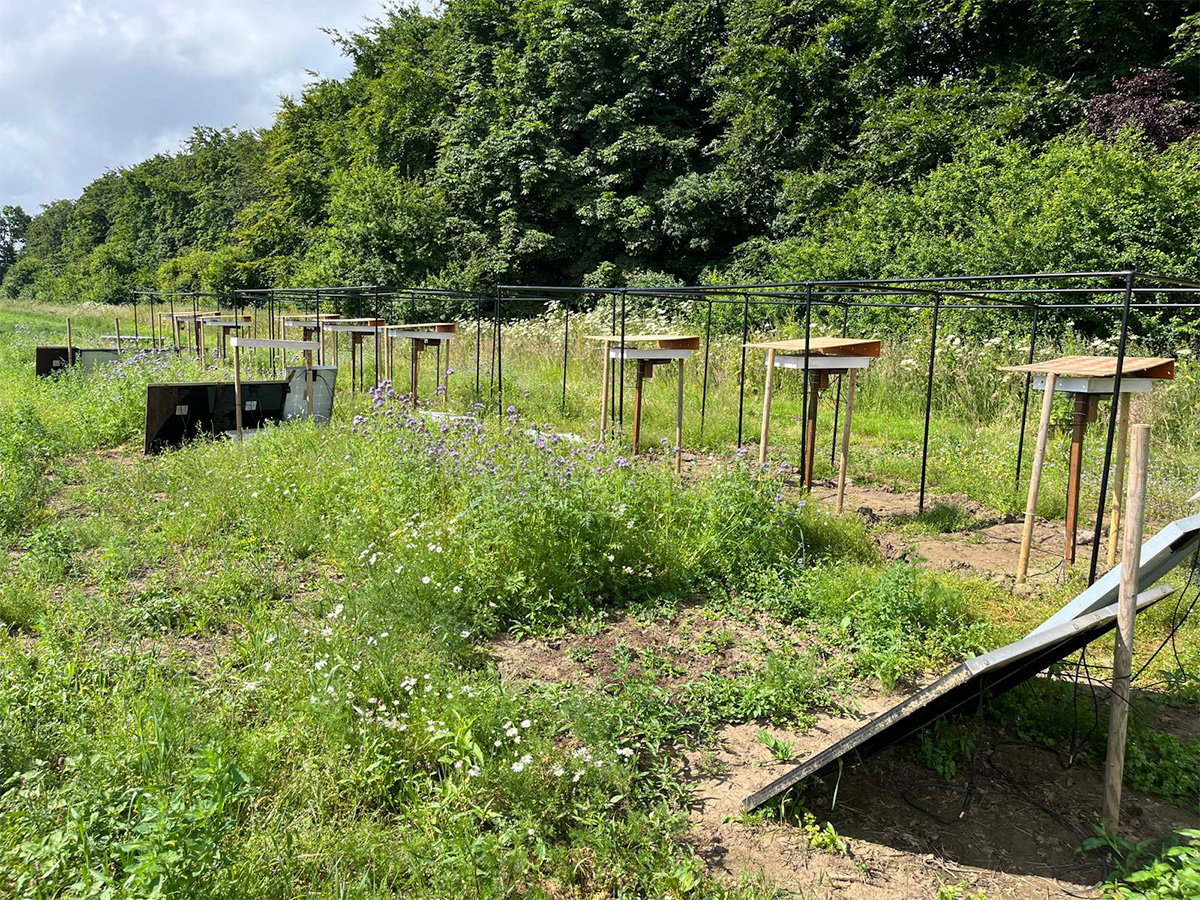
<box><xmin>741</xmin><ymin>583</ymin><xmax>1176</xmax><ymax>812</ymax></box>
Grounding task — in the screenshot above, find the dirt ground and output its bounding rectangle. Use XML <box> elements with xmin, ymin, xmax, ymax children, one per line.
<box><xmin>492</xmin><ymin>613</ymin><xmax>1198</xmax><ymax>900</ymax></box>
<box><xmin>807</xmin><ymin>480</ymin><xmax>1092</xmax><ymax>588</ymax></box>
<box><xmin>682</xmin><ymin>694</ymin><xmax>1196</xmax><ymax>900</ymax></box>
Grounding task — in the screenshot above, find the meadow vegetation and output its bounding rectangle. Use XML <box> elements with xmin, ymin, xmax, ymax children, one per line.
<box><xmin>1</xmin><ymin>307</ymin><xmax>1197</xmax><ymax>898</ymax></box>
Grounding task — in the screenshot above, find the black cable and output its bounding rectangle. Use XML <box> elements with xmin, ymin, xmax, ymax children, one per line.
<box><xmin>1132</xmin><ymin>550</ymin><xmax>1198</xmax><ymax>682</ymax></box>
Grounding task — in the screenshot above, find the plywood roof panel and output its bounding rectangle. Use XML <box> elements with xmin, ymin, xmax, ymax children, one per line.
<box><xmin>1000</xmin><ymin>355</ymin><xmax>1174</xmax><ymax>379</ymax></box>
<box><xmin>746</xmin><ymin>336</ymin><xmax>883</xmax><ymax>357</ymax></box>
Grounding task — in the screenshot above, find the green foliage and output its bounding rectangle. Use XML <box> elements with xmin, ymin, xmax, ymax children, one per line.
<box><xmin>754</xmin><ymin>730</ymin><xmax>795</xmax><ymax>762</ymax></box>
<box><xmin>1083</xmin><ymin>827</ymin><xmax>1200</xmax><ymax>900</ymax></box>
<box><xmin>4</xmin><ymin>2</ymin><xmax>1197</xmax><ymax>300</ymax></box>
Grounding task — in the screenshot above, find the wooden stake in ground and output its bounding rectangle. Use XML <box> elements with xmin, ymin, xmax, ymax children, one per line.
<box><xmin>1107</xmin><ymin>392</ymin><xmax>1132</xmax><ymax>568</ymax></box>
<box><xmin>1017</xmin><ymin>372</ymin><xmax>1058</xmax><ymax>584</ymax></box>
<box><xmin>675</xmin><ymin>357</ymin><xmax>685</xmax><ymax>475</ymax></box>
<box><xmin>598</xmin><ymin>344</ymin><xmax>611</xmax><ymax>440</ymax></box>
<box><xmin>1102</xmin><ymin>422</ymin><xmax>1149</xmax><ymax>830</ymax></box>
<box><xmin>1065</xmin><ymin>392</ymin><xmax>1090</xmax><ymax>565</ymax></box>
<box><xmin>115</xmin><ymin>318</ymin><xmax>122</xmax><ymax>353</ymax></box>
<box><xmin>233</xmin><ymin>343</ymin><xmax>244</xmax><ymax>442</ymax></box>
<box><xmin>758</xmin><ymin>348</ymin><xmax>776</xmax><ymax>465</ymax></box>
<box><xmin>836</xmin><ymin>370</ymin><xmax>857</xmax><ymax>514</ymax></box>
<box><xmin>631</xmin><ymin>359</ymin><xmax>646</xmax><ymax>456</ymax></box>
<box><xmin>66</xmin><ymin>317</ymin><xmax>73</xmax><ymax>362</ymax></box>
<box><xmin>305</xmin><ymin>348</ymin><xmax>314</xmax><ymax>418</ymax></box>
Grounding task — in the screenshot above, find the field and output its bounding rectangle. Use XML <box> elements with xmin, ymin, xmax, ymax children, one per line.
<box><xmin>1</xmin><ymin>303</ymin><xmax>1198</xmax><ymax>900</ymax></box>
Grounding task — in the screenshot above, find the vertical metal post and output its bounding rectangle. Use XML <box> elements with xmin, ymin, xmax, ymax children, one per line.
<box><xmin>918</xmin><ymin>292</ymin><xmax>941</xmax><ymax>513</ymax></box>
<box><xmin>495</xmin><ymin>284</ymin><xmax>503</xmax><ymax>417</ymax></box>
<box><xmin>1014</xmin><ymin>304</ymin><xmax>1041</xmax><ymax>491</ymax></box>
<box><xmin>561</xmin><ymin>299</ymin><xmax>569</xmax><ymax>411</ymax></box>
<box><xmin>475</xmin><ymin>293</ymin><xmax>482</xmax><ymax>397</ymax></box>
<box><xmin>736</xmin><ymin>293</ymin><xmax>750</xmax><ymax>447</ymax></box>
<box><xmin>830</xmin><ymin>303</ymin><xmax>850</xmax><ymax>465</ymax></box>
<box><xmin>700</xmin><ymin>297</ymin><xmax>713</xmax><ymax>438</ymax></box>
<box><xmin>1089</xmin><ymin>272</ymin><xmax>1135</xmax><ymax>585</ymax></box>
<box><xmin>374</xmin><ymin>286</ymin><xmax>381</xmax><ymax>389</ymax></box>
<box><xmin>617</xmin><ymin>289</ymin><xmax>627</xmax><ymax>427</ymax></box>
<box><xmin>798</xmin><ymin>284</ymin><xmax>813</xmax><ymax>478</ymax></box>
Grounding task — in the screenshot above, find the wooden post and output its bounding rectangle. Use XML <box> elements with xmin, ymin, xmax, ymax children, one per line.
<box><xmin>1065</xmin><ymin>392</ymin><xmax>1089</xmax><ymax>565</ymax></box>
<box><xmin>836</xmin><ymin>369</ymin><xmax>857</xmax><ymax>514</ymax></box>
<box><xmin>411</xmin><ymin>340</ymin><xmax>419</xmax><ymax>404</ymax></box>
<box><xmin>115</xmin><ymin>318</ymin><xmax>122</xmax><ymax>352</ymax></box>
<box><xmin>631</xmin><ymin>359</ymin><xmax>646</xmax><ymax>456</ymax></box>
<box><xmin>305</xmin><ymin>348</ymin><xmax>314</xmax><ymax>418</ymax></box>
<box><xmin>66</xmin><ymin>317</ymin><xmax>73</xmax><ymax>362</ymax></box>
<box><xmin>759</xmin><ymin>349</ymin><xmax>776</xmax><ymax>465</ymax></box>
<box><xmin>803</xmin><ymin>372</ymin><xmax>820</xmax><ymax>490</ymax></box>
<box><xmin>386</xmin><ymin>334</ymin><xmax>393</xmax><ymax>383</ymax></box>
<box><xmin>1102</xmin><ymin>423</ymin><xmax>1149</xmax><ymax>830</ymax></box>
<box><xmin>444</xmin><ymin>337</ymin><xmax>451</xmax><ymax>404</ymax></box>
<box><xmin>675</xmin><ymin>357</ymin><xmax>685</xmax><ymax>475</ymax></box>
<box><xmin>1107</xmin><ymin>392</ymin><xmax>1132</xmax><ymax>568</ymax></box>
<box><xmin>1017</xmin><ymin>372</ymin><xmax>1058</xmax><ymax>583</ymax></box>
<box><xmin>234</xmin><ymin>343</ymin><xmax>244</xmax><ymax>441</ymax></box>
<box><xmin>350</xmin><ymin>334</ymin><xmax>358</xmax><ymax>394</ymax></box>
<box><xmin>599</xmin><ymin>343</ymin><xmax>611</xmax><ymax>439</ymax></box>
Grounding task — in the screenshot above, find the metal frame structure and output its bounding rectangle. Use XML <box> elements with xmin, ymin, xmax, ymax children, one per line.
<box><xmin>135</xmin><ymin>270</ymin><xmax>1200</xmax><ymax>585</ymax></box>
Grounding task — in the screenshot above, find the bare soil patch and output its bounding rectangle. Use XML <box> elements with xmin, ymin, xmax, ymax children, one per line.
<box><xmin>491</xmin><ymin>605</ymin><xmax>798</xmax><ymax>689</ymax></box>
<box><xmin>685</xmin><ymin>704</ymin><xmax>1196</xmax><ymax>899</ymax></box>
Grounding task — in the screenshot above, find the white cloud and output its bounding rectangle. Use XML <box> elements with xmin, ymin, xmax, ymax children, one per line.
<box><xmin>0</xmin><ymin>0</ymin><xmax>388</xmax><ymax>211</ymax></box>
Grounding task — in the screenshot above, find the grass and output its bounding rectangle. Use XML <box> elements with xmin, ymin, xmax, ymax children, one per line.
<box><xmin>1</xmin><ymin>300</ymin><xmax>1198</xmax><ymax>898</ymax></box>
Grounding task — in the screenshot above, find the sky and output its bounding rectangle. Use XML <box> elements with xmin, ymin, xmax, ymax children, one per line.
<box><xmin>0</xmin><ymin>0</ymin><xmax>390</xmax><ymax>213</ymax></box>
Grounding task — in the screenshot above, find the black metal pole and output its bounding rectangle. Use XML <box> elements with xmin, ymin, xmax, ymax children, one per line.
<box><xmin>475</xmin><ymin>294</ymin><xmax>482</xmax><ymax>397</ymax></box>
<box><xmin>618</xmin><ymin>289</ymin><xmax>627</xmax><ymax>428</ymax></box>
<box><xmin>1014</xmin><ymin>304</ymin><xmax>1041</xmax><ymax>492</ymax></box>
<box><xmin>561</xmin><ymin>298</ymin><xmax>569</xmax><ymax>411</ymax></box>
<box><xmin>1088</xmin><ymin>272</ymin><xmax>1135</xmax><ymax>585</ymax></box>
<box><xmin>495</xmin><ymin>284</ymin><xmax>503</xmax><ymax>417</ymax></box>
<box><xmin>799</xmin><ymin>283</ymin><xmax>813</xmax><ymax>478</ymax></box>
<box><xmin>918</xmin><ymin>292</ymin><xmax>941</xmax><ymax>513</ymax></box>
<box><xmin>700</xmin><ymin>297</ymin><xmax>713</xmax><ymax>439</ymax></box>
<box><xmin>736</xmin><ymin>293</ymin><xmax>750</xmax><ymax>447</ymax></box>
<box><xmin>830</xmin><ymin>303</ymin><xmax>850</xmax><ymax>465</ymax></box>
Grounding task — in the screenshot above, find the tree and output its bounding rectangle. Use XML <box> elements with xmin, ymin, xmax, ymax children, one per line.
<box><xmin>0</xmin><ymin>205</ymin><xmax>31</xmax><ymax>282</ymax></box>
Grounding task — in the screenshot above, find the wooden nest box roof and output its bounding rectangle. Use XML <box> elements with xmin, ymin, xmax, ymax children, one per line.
<box><xmin>746</xmin><ymin>336</ymin><xmax>882</xmax><ymax>357</ymax></box>
<box><xmin>1000</xmin><ymin>355</ymin><xmax>1175</xmax><ymax>380</ymax></box>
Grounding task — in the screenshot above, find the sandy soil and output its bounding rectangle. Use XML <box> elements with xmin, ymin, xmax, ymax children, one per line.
<box><xmin>683</xmin><ymin>703</ymin><xmax>1197</xmax><ymax>900</ymax></box>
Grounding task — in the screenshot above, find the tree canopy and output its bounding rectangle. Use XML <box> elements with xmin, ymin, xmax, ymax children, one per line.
<box><xmin>3</xmin><ymin>0</ymin><xmax>1197</xmax><ymax>302</ymax></box>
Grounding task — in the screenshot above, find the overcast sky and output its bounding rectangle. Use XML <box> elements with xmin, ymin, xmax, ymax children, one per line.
<box><xmin>0</xmin><ymin>0</ymin><xmax>393</xmax><ymax>213</ymax></box>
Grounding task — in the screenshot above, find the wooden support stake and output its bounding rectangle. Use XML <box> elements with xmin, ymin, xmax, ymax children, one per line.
<box><xmin>411</xmin><ymin>340</ymin><xmax>419</xmax><ymax>405</ymax></box>
<box><xmin>115</xmin><ymin>318</ymin><xmax>122</xmax><ymax>352</ymax></box>
<box><xmin>836</xmin><ymin>370</ymin><xmax>856</xmax><ymax>514</ymax></box>
<box><xmin>599</xmin><ymin>345</ymin><xmax>611</xmax><ymax>440</ymax></box>
<box><xmin>1065</xmin><ymin>392</ymin><xmax>1089</xmax><ymax>565</ymax></box>
<box><xmin>350</xmin><ymin>335</ymin><xmax>358</xmax><ymax>394</ymax></box>
<box><xmin>444</xmin><ymin>338</ymin><xmax>451</xmax><ymax>404</ymax></box>
<box><xmin>631</xmin><ymin>359</ymin><xmax>646</xmax><ymax>456</ymax></box>
<box><xmin>759</xmin><ymin>349</ymin><xmax>776</xmax><ymax>465</ymax></box>
<box><xmin>1017</xmin><ymin>372</ymin><xmax>1057</xmax><ymax>584</ymax></box>
<box><xmin>1102</xmin><ymin>423</ymin><xmax>1149</xmax><ymax>830</ymax></box>
<box><xmin>803</xmin><ymin>372</ymin><xmax>820</xmax><ymax>490</ymax></box>
<box><xmin>66</xmin><ymin>317</ymin><xmax>73</xmax><ymax>361</ymax></box>
<box><xmin>234</xmin><ymin>343</ymin><xmax>244</xmax><ymax>441</ymax></box>
<box><xmin>305</xmin><ymin>348</ymin><xmax>314</xmax><ymax>418</ymax></box>
<box><xmin>675</xmin><ymin>357</ymin><xmax>685</xmax><ymax>475</ymax></box>
<box><xmin>1107</xmin><ymin>392</ymin><xmax>1132</xmax><ymax>568</ymax></box>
